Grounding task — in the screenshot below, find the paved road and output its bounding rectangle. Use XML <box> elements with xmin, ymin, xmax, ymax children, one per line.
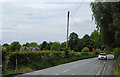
<box><xmin>16</xmin><ymin>57</ymin><xmax>115</xmax><ymax>77</ymax></box>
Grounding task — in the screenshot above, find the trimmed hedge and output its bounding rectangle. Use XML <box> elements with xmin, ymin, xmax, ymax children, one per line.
<box><xmin>3</xmin><ymin>50</ymin><xmax>97</xmax><ymax>77</ymax></box>
<box><xmin>7</xmin><ymin>51</ymin><xmax>65</xmax><ymax>69</ymax></box>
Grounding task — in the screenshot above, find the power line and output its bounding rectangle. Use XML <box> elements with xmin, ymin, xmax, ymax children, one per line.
<box><xmin>70</xmin><ymin>0</ymin><xmax>84</xmax><ymax>17</ymax></box>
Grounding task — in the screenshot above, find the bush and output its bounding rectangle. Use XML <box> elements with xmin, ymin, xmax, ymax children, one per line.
<box><xmin>51</xmin><ymin>42</ymin><xmax>60</xmax><ymax>51</ymax></box>
<box><xmin>113</xmin><ymin>48</ymin><xmax>120</xmax><ymax>59</ymax></box>
<box><xmin>81</xmin><ymin>47</ymin><xmax>90</xmax><ymax>52</ymax></box>
<box><xmin>94</xmin><ymin>49</ymin><xmax>101</xmax><ymax>55</ymax></box>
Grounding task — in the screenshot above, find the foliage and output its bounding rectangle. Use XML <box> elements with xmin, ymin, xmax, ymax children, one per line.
<box><xmin>22</xmin><ymin>42</ymin><xmax>30</xmax><ymax>47</ymax></box>
<box><xmin>60</xmin><ymin>42</ymin><xmax>66</xmax><ymax>51</ymax></box>
<box><xmin>29</xmin><ymin>42</ymin><xmax>38</xmax><ymax>47</ymax></box>
<box><xmin>113</xmin><ymin>48</ymin><xmax>120</xmax><ymax>59</ymax></box>
<box><xmin>81</xmin><ymin>47</ymin><xmax>90</xmax><ymax>52</ymax></box>
<box><xmin>114</xmin><ymin>66</ymin><xmax>120</xmax><ymax>77</ymax></box>
<box><xmin>91</xmin><ymin>2</ymin><xmax>120</xmax><ymax>49</ymax></box>
<box><xmin>6</xmin><ymin>51</ymin><xmax>96</xmax><ymax>69</ymax></box>
<box><xmin>2</xmin><ymin>43</ymin><xmax>10</xmax><ymax>51</ymax></box>
<box><xmin>3</xmin><ymin>50</ymin><xmax>97</xmax><ymax>76</ymax></box>
<box><xmin>10</xmin><ymin>42</ymin><xmax>21</xmax><ymax>52</ymax></box>
<box><xmin>40</xmin><ymin>41</ymin><xmax>47</xmax><ymax>50</ymax></box>
<box><xmin>45</xmin><ymin>43</ymin><xmax>50</xmax><ymax>50</ymax></box>
<box><xmin>69</xmin><ymin>32</ymin><xmax>79</xmax><ymax>52</ymax></box>
<box><xmin>90</xmin><ymin>30</ymin><xmax>103</xmax><ymax>49</ymax></box>
<box><xmin>82</xmin><ymin>34</ymin><xmax>90</xmax><ymax>47</ymax></box>
<box><xmin>51</xmin><ymin>42</ymin><xmax>60</xmax><ymax>51</ymax></box>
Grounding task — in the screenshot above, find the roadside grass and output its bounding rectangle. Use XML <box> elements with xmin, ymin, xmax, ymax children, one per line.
<box><xmin>114</xmin><ymin>67</ymin><xmax>120</xmax><ymax>77</ymax></box>
<box><xmin>3</xmin><ymin>51</ymin><xmax>97</xmax><ymax>77</ymax></box>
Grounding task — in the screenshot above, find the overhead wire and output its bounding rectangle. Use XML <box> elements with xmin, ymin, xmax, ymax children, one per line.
<box><xmin>70</xmin><ymin>0</ymin><xmax>84</xmax><ymax>27</ymax></box>
<box><xmin>70</xmin><ymin>0</ymin><xmax>84</xmax><ymax>17</ymax></box>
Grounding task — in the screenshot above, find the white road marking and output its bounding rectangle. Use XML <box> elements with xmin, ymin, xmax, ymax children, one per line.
<box><xmin>101</xmin><ymin>61</ymin><xmax>107</xmax><ymax>77</ymax></box>
<box><xmin>96</xmin><ymin>61</ymin><xmax>106</xmax><ymax>75</ymax></box>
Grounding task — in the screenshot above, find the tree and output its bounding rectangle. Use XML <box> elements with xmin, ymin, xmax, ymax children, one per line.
<box><xmin>51</xmin><ymin>42</ymin><xmax>60</xmax><ymax>51</ymax></box>
<box><xmin>81</xmin><ymin>47</ymin><xmax>90</xmax><ymax>52</ymax></box>
<box><xmin>77</xmin><ymin>39</ymin><xmax>84</xmax><ymax>52</ymax></box>
<box><xmin>29</xmin><ymin>42</ymin><xmax>38</xmax><ymax>47</ymax></box>
<box><xmin>45</xmin><ymin>43</ymin><xmax>50</xmax><ymax>50</ymax></box>
<box><xmin>90</xmin><ymin>30</ymin><xmax>102</xmax><ymax>49</ymax></box>
<box><xmin>82</xmin><ymin>34</ymin><xmax>90</xmax><ymax>47</ymax></box>
<box><xmin>60</xmin><ymin>42</ymin><xmax>66</xmax><ymax>51</ymax></box>
<box><xmin>69</xmin><ymin>32</ymin><xmax>79</xmax><ymax>52</ymax></box>
<box><xmin>91</xmin><ymin>2</ymin><xmax>120</xmax><ymax>49</ymax></box>
<box><xmin>10</xmin><ymin>41</ymin><xmax>21</xmax><ymax>52</ymax></box>
<box><xmin>22</xmin><ymin>42</ymin><xmax>30</xmax><ymax>47</ymax></box>
<box><xmin>2</xmin><ymin>43</ymin><xmax>10</xmax><ymax>51</ymax></box>
<box><xmin>40</xmin><ymin>41</ymin><xmax>47</xmax><ymax>50</ymax></box>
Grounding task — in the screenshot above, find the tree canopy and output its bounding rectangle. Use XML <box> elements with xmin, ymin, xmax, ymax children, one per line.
<box><xmin>91</xmin><ymin>2</ymin><xmax>120</xmax><ymax>49</ymax></box>
<box><xmin>68</xmin><ymin>32</ymin><xmax>79</xmax><ymax>52</ymax></box>
<box><xmin>51</xmin><ymin>42</ymin><xmax>60</xmax><ymax>51</ymax></box>
<box><xmin>10</xmin><ymin>41</ymin><xmax>21</xmax><ymax>52</ymax></box>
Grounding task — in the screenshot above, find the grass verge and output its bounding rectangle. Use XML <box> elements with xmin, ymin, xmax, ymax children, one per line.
<box><xmin>114</xmin><ymin>67</ymin><xmax>120</xmax><ymax>77</ymax></box>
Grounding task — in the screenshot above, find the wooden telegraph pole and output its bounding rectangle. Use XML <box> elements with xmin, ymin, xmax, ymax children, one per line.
<box><xmin>66</xmin><ymin>11</ymin><xmax>70</xmax><ymax>57</ymax></box>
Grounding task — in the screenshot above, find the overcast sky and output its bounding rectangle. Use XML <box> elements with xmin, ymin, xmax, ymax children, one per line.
<box><xmin>2</xmin><ymin>2</ymin><xmax>97</xmax><ymax>45</ymax></box>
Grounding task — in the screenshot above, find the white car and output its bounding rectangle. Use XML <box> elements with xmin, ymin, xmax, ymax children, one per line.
<box><xmin>98</xmin><ymin>53</ymin><xmax>107</xmax><ymax>60</ymax></box>
<box><xmin>106</xmin><ymin>54</ymin><xmax>114</xmax><ymax>60</ymax></box>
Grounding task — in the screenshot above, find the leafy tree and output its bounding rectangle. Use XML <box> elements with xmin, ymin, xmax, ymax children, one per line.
<box><xmin>90</xmin><ymin>30</ymin><xmax>102</xmax><ymax>49</ymax></box>
<box><xmin>91</xmin><ymin>2</ymin><xmax>120</xmax><ymax>49</ymax></box>
<box><xmin>82</xmin><ymin>34</ymin><xmax>90</xmax><ymax>47</ymax></box>
<box><xmin>51</xmin><ymin>42</ymin><xmax>60</xmax><ymax>51</ymax></box>
<box><xmin>22</xmin><ymin>42</ymin><xmax>30</xmax><ymax>47</ymax></box>
<box><xmin>68</xmin><ymin>32</ymin><xmax>79</xmax><ymax>52</ymax></box>
<box><xmin>10</xmin><ymin>41</ymin><xmax>21</xmax><ymax>52</ymax></box>
<box><xmin>81</xmin><ymin>47</ymin><xmax>90</xmax><ymax>52</ymax></box>
<box><xmin>2</xmin><ymin>43</ymin><xmax>10</xmax><ymax>51</ymax></box>
<box><xmin>3</xmin><ymin>43</ymin><xmax>9</xmax><ymax>47</ymax></box>
<box><xmin>41</xmin><ymin>41</ymin><xmax>47</xmax><ymax>50</ymax></box>
<box><xmin>45</xmin><ymin>43</ymin><xmax>50</xmax><ymax>50</ymax></box>
<box><xmin>29</xmin><ymin>42</ymin><xmax>38</xmax><ymax>47</ymax></box>
<box><xmin>60</xmin><ymin>42</ymin><xmax>66</xmax><ymax>51</ymax></box>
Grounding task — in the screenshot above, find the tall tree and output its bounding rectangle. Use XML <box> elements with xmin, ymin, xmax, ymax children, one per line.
<box><xmin>90</xmin><ymin>30</ymin><xmax>102</xmax><ymax>48</ymax></box>
<box><xmin>10</xmin><ymin>41</ymin><xmax>21</xmax><ymax>52</ymax></box>
<box><xmin>41</xmin><ymin>41</ymin><xmax>47</xmax><ymax>50</ymax></box>
<box><xmin>91</xmin><ymin>2</ymin><xmax>120</xmax><ymax>49</ymax></box>
<box><xmin>2</xmin><ymin>43</ymin><xmax>10</xmax><ymax>51</ymax></box>
<box><xmin>82</xmin><ymin>34</ymin><xmax>90</xmax><ymax>47</ymax></box>
<box><xmin>68</xmin><ymin>32</ymin><xmax>79</xmax><ymax>52</ymax></box>
<box><xmin>45</xmin><ymin>43</ymin><xmax>50</xmax><ymax>50</ymax></box>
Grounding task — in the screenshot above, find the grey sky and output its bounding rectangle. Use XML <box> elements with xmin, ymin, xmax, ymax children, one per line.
<box><xmin>2</xmin><ymin>2</ymin><xmax>96</xmax><ymax>45</ymax></box>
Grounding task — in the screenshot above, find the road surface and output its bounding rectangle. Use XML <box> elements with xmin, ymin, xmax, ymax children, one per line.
<box><xmin>17</xmin><ymin>57</ymin><xmax>115</xmax><ymax>77</ymax></box>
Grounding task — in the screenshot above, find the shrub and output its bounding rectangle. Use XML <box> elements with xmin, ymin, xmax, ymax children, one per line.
<box><xmin>81</xmin><ymin>47</ymin><xmax>90</xmax><ymax>52</ymax></box>
<box><xmin>94</xmin><ymin>49</ymin><xmax>101</xmax><ymax>55</ymax></box>
<box><xmin>51</xmin><ymin>42</ymin><xmax>60</xmax><ymax>51</ymax></box>
<box><xmin>113</xmin><ymin>48</ymin><xmax>120</xmax><ymax>59</ymax></box>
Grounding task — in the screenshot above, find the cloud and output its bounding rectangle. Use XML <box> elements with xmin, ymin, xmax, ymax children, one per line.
<box><xmin>2</xmin><ymin>0</ymin><xmax>95</xmax><ymax>2</ymax></box>
<box><xmin>2</xmin><ymin>2</ymin><xmax>96</xmax><ymax>44</ymax></box>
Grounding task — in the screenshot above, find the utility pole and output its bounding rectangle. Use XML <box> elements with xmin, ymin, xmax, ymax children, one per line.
<box><xmin>66</xmin><ymin>11</ymin><xmax>70</xmax><ymax>57</ymax></box>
